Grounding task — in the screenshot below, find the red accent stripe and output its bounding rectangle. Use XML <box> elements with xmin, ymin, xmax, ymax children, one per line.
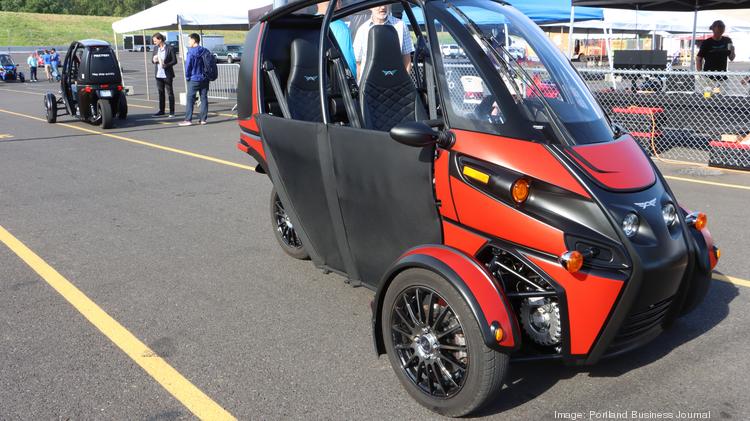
<box><xmin>451</xmin><ymin>130</ymin><xmax>590</xmax><ymax>199</ymax></box>
<box><xmin>450</xmin><ymin>176</ymin><xmax>567</xmax><ymax>256</ymax></box>
<box><xmin>709</xmin><ymin>141</ymin><xmax>750</xmax><ymax>150</ymax></box>
<box><xmin>569</xmin><ymin>136</ymin><xmax>655</xmax><ymax>191</ymax></box>
<box><xmin>403</xmin><ymin>246</ymin><xmax>516</xmax><ymax>348</ymax></box>
<box><xmin>442</xmin><ymin>221</ymin><xmax>487</xmax><ymax>256</ymax></box>
<box><xmin>611</xmin><ymin>107</ymin><xmax>664</xmax><ymax>114</ymax></box>
<box><xmin>526</xmin><ymin>254</ymin><xmax>623</xmax><ymax>355</ymax></box>
<box><xmin>240</xmin><ymin>133</ymin><xmax>266</xmax><ymax>160</ymax></box>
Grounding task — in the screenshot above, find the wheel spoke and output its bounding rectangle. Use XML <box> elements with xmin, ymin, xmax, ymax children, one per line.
<box><xmin>392</xmin><ymin>325</ymin><xmax>412</xmax><ymax>339</ymax></box>
<box><xmin>429</xmin><ymin>363</ymin><xmax>447</xmax><ymax>395</ymax></box>
<box><xmin>415</xmin><ymin>361</ymin><xmax>425</xmax><ymax>384</ymax></box>
<box><xmin>394</xmin><ymin>308</ymin><xmax>415</xmax><ymax>329</ymax></box>
<box><xmin>414</xmin><ymin>288</ymin><xmax>422</xmax><ymax>324</ymax></box>
<box><xmin>438</xmin><ymin>344</ymin><xmax>466</xmax><ymax>352</ymax></box>
<box><xmin>437</xmin><ymin>322</ymin><xmax>463</xmax><ymax>340</ymax></box>
<box><xmin>424</xmin><ymin>292</ymin><xmax>434</xmax><ymax>326</ymax></box>
<box><xmin>403</xmin><ymin>354</ymin><xmax>419</xmax><ymax>369</ymax></box>
<box><xmin>439</xmin><ymin>351</ymin><xmax>467</xmax><ymax>370</ymax></box>
<box><xmin>403</xmin><ymin>294</ymin><xmax>420</xmax><ymax>327</ymax></box>
<box><xmin>436</xmin><ymin>359</ymin><xmax>460</xmax><ymax>388</ymax></box>
<box><xmin>432</xmin><ymin>305</ymin><xmax>450</xmax><ymax>331</ymax></box>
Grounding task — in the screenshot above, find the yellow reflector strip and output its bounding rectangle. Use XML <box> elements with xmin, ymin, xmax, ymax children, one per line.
<box><xmin>462</xmin><ymin>166</ymin><xmax>490</xmax><ymax>184</ymax></box>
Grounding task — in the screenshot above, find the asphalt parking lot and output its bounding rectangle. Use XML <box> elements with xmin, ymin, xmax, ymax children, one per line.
<box><xmin>2</xmin><ymin>52</ymin><xmax>750</xmax><ymax>420</ymax></box>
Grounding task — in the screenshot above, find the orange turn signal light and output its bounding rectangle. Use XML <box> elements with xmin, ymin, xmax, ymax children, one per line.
<box><xmin>560</xmin><ymin>250</ymin><xmax>584</xmax><ymax>273</ymax></box>
<box><xmin>686</xmin><ymin>211</ymin><xmax>707</xmax><ymax>230</ymax></box>
<box><xmin>490</xmin><ymin>321</ymin><xmax>504</xmax><ymax>343</ymax></box>
<box><xmin>714</xmin><ymin>246</ymin><xmax>721</xmax><ymax>260</ymax></box>
<box><xmin>511</xmin><ymin>178</ymin><xmax>531</xmax><ymax>204</ymax></box>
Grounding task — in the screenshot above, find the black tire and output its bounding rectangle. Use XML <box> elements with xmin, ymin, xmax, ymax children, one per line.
<box><xmin>19</xmin><ymin>73</ymin><xmax>25</xmax><ymax>83</ymax></box>
<box><xmin>98</xmin><ymin>99</ymin><xmax>114</xmax><ymax>129</ymax></box>
<box><xmin>117</xmin><ymin>94</ymin><xmax>128</xmax><ymax>120</ymax></box>
<box><xmin>270</xmin><ymin>188</ymin><xmax>309</xmax><ymax>260</ymax></box>
<box><xmin>44</xmin><ymin>93</ymin><xmax>57</xmax><ymax>123</ymax></box>
<box><xmin>382</xmin><ymin>269</ymin><xmax>509</xmax><ymax>417</ymax></box>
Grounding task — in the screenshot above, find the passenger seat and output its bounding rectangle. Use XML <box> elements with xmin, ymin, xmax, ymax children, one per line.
<box><xmin>286</xmin><ymin>38</ymin><xmax>323</xmax><ymax>122</ymax></box>
<box><xmin>358</xmin><ymin>25</ymin><xmax>427</xmax><ymax>131</ymax></box>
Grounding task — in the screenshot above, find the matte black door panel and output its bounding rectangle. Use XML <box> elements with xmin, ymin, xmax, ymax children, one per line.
<box><xmin>257</xmin><ymin>115</ymin><xmax>345</xmax><ymax>272</ymax></box>
<box><xmin>328</xmin><ymin>125</ymin><xmax>442</xmax><ymax>286</ymax></box>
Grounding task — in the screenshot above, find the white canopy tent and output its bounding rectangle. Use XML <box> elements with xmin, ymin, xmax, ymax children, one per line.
<box><xmin>111</xmin><ymin>0</ymin><xmax>270</xmax><ymax>99</ymax></box>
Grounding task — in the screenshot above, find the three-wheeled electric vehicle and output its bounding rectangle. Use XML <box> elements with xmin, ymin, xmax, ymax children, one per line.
<box><xmin>0</xmin><ymin>53</ymin><xmax>25</xmax><ymax>82</ymax></box>
<box><xmin>235</xmin><ymin>0</ymin><xmax>719</xmax><ymax>416</ymax></box>
<box><xmin>44</xmin><ymin>40</ymin><xmax>127</xmax><ymax>128</ymax></box>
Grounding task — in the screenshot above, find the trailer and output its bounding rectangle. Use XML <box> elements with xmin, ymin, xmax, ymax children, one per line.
<box><xmin>122</xmin><ymin>35</ymin><xmax>151</xmax><ymax>52</ymax></box>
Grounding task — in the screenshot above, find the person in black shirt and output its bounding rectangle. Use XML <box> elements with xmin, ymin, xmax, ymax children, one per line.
<box><xmin>696</xmin><ymin>20</ymin><xmax>735</xmax><ymax>72</ymax></box>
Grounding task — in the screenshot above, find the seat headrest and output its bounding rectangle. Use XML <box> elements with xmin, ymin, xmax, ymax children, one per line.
<box><xmin>364</xmin><ymin>25</ymin><xmax>407</xmax><ymax>87</ymax></box>
<box><xmin>288</xmin><ymin>38</ymin><xmax>319</xmax><ymax>91</ymax></box>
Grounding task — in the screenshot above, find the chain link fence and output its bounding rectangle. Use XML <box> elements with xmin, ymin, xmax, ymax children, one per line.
<box><xmin>439</xmin><ymin>60</ymin><xmax>750</xmax><ymax>171</ymax></box>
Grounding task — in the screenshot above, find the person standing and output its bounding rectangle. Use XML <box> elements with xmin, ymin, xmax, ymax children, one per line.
<box><xmin>42</xmin><ymin>50</ymin><xmax>52</xmax><ymax>82</ymax></box>
<box><xmin>49</xmin><ymin>48</ymin><xmax>60</xmax><ymax>81</ymax></box>
<box><xmin>26</xmin><ymin>52</ymin><xmax>38</xmax><ymax>82</ymax></box>
<box><xmin>151</xmin><ymin>32</ymin><xmax>177</xmax><ymax>117</ymax></box>
<box><xmin>352</xmin><ymin>4</ymin><xmax>414</xmax><ymax>81</ymax></box>
<box><xmin>180</xmin><ymin>33</ymin><xmax>209</xmax><ymax>126</ymax></box>
<box><xmin>696</xmin><ymin>20</ymin><xmax>735</xmax><ymax>72</ymax></box>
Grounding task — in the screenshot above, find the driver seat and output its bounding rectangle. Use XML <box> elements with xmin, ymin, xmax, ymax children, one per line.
<box><xmin>359</xmin><ymin>25</ymin><xmax>427</xmax><ymax>131</ymax></box>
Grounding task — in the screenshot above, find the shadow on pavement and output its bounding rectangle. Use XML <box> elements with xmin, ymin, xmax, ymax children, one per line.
<box><xmin>474</xmin><ymin>276</ymin><xmax>738</xmax><ymax>417</ymax></box>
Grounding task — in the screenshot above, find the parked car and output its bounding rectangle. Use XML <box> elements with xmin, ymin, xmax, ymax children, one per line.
<box><xmin>211</xmin><ymin>44</ymin><xmax>243</xmax><ymax>63</ymax></box>
<box><xmin>441</xmin><ymin>43</ymin><xmax>463</xmax><ymax>58</ymax></box>
<box><xmin>0</xmin><ymin>54</ymin><xmax>24</xmax><ymax>82</ymax></box>
<box><xmin>235</xmin><ymin>0</ymin><xmax>719</xmax><ymax>416</ymax></box>
<box><xmin>44</xmin><ymin>39</ymin><xmax>127</xmax><ymax>129</ymax></box>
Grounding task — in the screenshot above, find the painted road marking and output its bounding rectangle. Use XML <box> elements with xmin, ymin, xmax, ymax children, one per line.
<box><xmin>0</xmin><ymin>225</ymin><xmax>236</xmax><ymax>421</ymax></box>
<box><xmin>0</xmin><ymin>133</ymin><xmax>14</xmax><ymax>139</ymax></box>
<box><xmin>714</xmin><ymin>273</ymin><xmax>750</xmax><ymax>288</ymax></box>
<box><xmin>0</xmin><ymin>108</ymin><xmax>256</xmax><ymax>172</ymax></box>
<box><xmin>665</xmin><ymin>175</ymin><xmax>750</xmax><ymax>192</ymax></box>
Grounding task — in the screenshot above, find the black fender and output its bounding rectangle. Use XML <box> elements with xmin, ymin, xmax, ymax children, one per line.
<box><xmin>372</xmin><ymin>244</ymin><xmax>520</xmax><ymax>355</ymax></box>
<box><xmin>680</xmin><ymin>225</ymin><xmax>716</xmax><ymax>315</ymax></box>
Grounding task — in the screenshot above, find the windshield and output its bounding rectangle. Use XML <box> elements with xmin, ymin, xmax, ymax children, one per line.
<box><xmin>444</xmin><ymin>0</ymin><xmax>612</xmax><ymax>144</ymax></box>
<box><xmin>0</xmin><ymin>55</ymin><xmax>13</xmax><ymax>67</ymax></box>
<box><xmin>227</xmin><ymin>45</ymin><xmax>242</xmax><ymax>51</ymax></box>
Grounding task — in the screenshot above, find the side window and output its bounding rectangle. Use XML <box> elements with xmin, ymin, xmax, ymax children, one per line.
<box><xmin>434</xmin><ymin>23</ymin><xmax>505</xmax><ymax>126</ymax></box>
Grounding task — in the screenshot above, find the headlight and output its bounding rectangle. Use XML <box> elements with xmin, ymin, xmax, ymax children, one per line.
<box><xmin>622</xmin><ymin>213</ymin><xmax>639</xmax><ymax>237</ymax></box>
<box><xmin>662</xmin><ymin>203</ymin><xmax>677</xmax><ymax>227</ymax></box>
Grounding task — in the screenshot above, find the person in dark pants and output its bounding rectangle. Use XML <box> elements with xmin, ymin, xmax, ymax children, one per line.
<box><xmin>180</xmin><ymin>33</ymin><xmax>209</xmax><ymax>126</ymax></box>
<box><xmin>151</xmin><ymin>32</ymin><xmax>178</xmax><ymax>117</ymax></box>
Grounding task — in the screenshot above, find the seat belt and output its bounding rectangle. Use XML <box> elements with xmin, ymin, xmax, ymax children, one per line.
<box><xmin>423</xmin><ymin>49</ymin><xmax>438</xmax><ymax>120</ymax></box>
<box><xmin>262</xmin><ymin>60</ymin><xmax>292</xmax><ymax>119</ymax></box>
<box><xmin>327</xmin><ymin>48</ymin><xmax>361</xmax><ymax>128</ymax></box>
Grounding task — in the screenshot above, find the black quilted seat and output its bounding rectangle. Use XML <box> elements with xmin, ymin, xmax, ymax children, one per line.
<box><xmin>359</xmin><ymin>25</ymin><xmax>426</xmax><ymax>131</ymax></box>
<box><xmin>287</xmin><ymin>38</ymin><xmax>323</xmax><ymax>122</ymax></box>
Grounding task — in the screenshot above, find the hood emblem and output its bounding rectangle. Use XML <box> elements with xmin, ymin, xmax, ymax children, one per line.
<box><xmin>304</xmin><ymin>75</ymin><xmax>318</xmax><ymax>81</ymax></box>
<box><xmin>634</xmin><ymin>198</ymin><xmax>656</xmax><ymax>209</ymax></box>
<box><xmin>382</xmin><ymin>69</ymin><xmax>398</xmax><ymax>76</ymax></box>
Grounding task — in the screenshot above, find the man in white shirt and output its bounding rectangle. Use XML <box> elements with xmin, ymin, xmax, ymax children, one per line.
<box><xmin>353</xmin><ymin>5</ymin><xmax>414</xmax><ymax>80</ymax></box>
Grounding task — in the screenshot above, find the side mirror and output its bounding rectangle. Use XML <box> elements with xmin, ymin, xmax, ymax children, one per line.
<box><xmin>390</xmin><ymin>121</ymin><xmax>454</xmax><ymax>148</ymax></box>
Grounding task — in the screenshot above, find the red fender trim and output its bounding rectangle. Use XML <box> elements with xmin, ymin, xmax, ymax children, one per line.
<box><xmin>239</xmin><ymin>131</ymin><xmax>267</xmax><ymax>174</ymax></box>
<box><xmin>371</xmin><ymin>245</ymin><xmax>519</xmax><ymax>355</ymax></box>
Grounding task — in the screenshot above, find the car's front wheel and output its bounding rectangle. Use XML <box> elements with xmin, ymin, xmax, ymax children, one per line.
<box><xmin>382</xmin><ymin>268</ymin><xmax>509</xmax><ymax>417</ymax></box>
<box><xmin>270</xmin><ymin>188</ymin><xmax>309</xmax><ymax>260</ymax></box>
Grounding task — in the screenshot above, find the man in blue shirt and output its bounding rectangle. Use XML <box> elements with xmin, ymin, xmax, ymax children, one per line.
<box><xmin>317</xmin><ymin>1</ymin><xmax>356</xmax><ymax>78</ymax></box>
<box><xmin>49</xmin><ymin>48</ymin><xmax>60</xmax><ymax>81</ymax></box>
<box><xmin>42</xmin><ymin>50</ymin><xmax>52</xmax><ymax>82</ymax></box>
<box><xmin>180</xmin><ymin>33</ymin><xmax>209</xmax><ymax>126</ymax></box>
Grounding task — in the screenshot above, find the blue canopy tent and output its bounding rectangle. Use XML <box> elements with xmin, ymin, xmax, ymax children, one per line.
<box><xmin>412</xmin><ymin>1</ymin><xmax>602</xmax><ymax>25</ymax></box>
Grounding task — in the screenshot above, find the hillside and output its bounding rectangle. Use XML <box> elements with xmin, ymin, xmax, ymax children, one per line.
<box><xmin>0</xmin><ymin>11</ymin><xmax>246</xmax><ymax>47</ymax></box>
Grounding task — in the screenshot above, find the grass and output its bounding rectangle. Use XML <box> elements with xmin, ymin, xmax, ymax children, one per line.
<box><xmin>0</xmin><ymin>11</ymin><xmax>247</xmax><ymax>47</ymax></box>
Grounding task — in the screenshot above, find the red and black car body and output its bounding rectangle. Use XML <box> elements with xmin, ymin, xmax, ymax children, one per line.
<box><xmin>235</xmin><ymin>0</ymin><xmax>719</xmax><ymax>415</ymax></box>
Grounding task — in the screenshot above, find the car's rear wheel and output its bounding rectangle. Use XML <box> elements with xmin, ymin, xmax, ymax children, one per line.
<box><xmin>44</xmin><ymin>93</ymin><xmax>57</xmax><ymax>123</ymax></box>
<box><xmin>98</xmin><ymin>99</ymin><xmax>113</xmax><ymax>129</ymax></box>
<box><xmin>270</xmin><ymin>188</ymin><xmax>309</xmax><ymax>260</ymax></box>
<box><xmin>382</xmin><ymin>268</ymin><xmax>508</xmax><ymax>417</ymax></box>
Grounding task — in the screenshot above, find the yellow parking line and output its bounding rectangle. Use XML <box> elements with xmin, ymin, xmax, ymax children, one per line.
<box><xmin>0</xmin><ymin>108</ymin><xmax>256</xmax><ymax>172</ymax></box>
<box><xmin>665</xmin><ymin>175</ymin><xmax>750</xmax><ymax>191</ymax></box>
<box><xmin>0</xmin><ymin>225</ymin><xmax>236</xmax><ymax>421</ymax></box>
<box><xmin>713</xmin><ymin>273</ymin><xmax>750</xmax><ymax>288</ymax></box>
